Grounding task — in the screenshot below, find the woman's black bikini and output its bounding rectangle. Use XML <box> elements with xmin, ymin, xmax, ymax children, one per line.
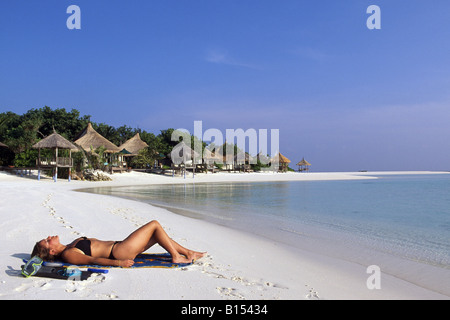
<box><xmin>74</xmin><ymin>237</ymin><xmax>91</xmax><ymax>256</ymax></box>
<box><xmin>109</xmin><ymin>241</ymin><xmax>120</xmax><ymax>259</ymax></box>
<box><xmin>73</xmin><ymin>237</ymin><xmax>119</xmax><ymax>260</ymax></box>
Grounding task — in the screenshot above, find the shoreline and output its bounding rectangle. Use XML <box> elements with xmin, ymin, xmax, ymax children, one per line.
<box><xmin>0</xmin><ymin>170</ymin><xmax>448</xmax><ymax>300</ymax></box>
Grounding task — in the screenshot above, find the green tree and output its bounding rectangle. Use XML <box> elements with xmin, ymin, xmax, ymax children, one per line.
<box><xmin>6</xmin><ymin>118</ymin><xmax>42</xmax><ymax>154</ymax></box>
<box><xmin>157</xmin><ymin>128</ymin><xmax>177</xmax><ymax>156</ymax></box>
<box><xmin>13</xmin><ymin>148</ymin><xmax>38</xmax><ymax>167</ymax></box>
<box><xmin>116</xmin><ymin>125</ymin><xmax>135</xmax><ymax>145</ymax></box>
<box><xmin>22</xmin><ymin>106</ymin><xmax>90</xmax><ymax>140</ymax></box>
<box><xmin>92</xmin><ymin>123</ymin><xmax>120</xmax><ymax>145</ymax></box>
<box><xmin>131</xmin><ymin>147</ymin><xmax>158</xmax><ymax>169</ymax></box>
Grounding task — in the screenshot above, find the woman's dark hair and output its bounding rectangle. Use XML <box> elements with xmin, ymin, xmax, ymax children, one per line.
<box><xmin>31</xmin><ymin>242</ymin><xmax>56</xmax><ymax>261</ymax></box>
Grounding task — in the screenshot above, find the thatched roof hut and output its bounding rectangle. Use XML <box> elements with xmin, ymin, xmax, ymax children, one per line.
<box><xmin>118</xmin><ymin>133</ymin><xmax>148</xmax><ymax>156</ymax></box>
<box><xmin>0</xmin><ymin>142</ymin><xmax>8</xmax><ymax>148</ymax></box>
<box><xmin>257</xmin><ymin>152</ymin><xmax>270</xmax><ymax>165</ymax></box>
<box><xmin>32</xmin><ymin>131</ymin><xmax>78</xmax><ymax>151</ymax></box>
<box><xmin>297</xmin><ymin>158</ymin><xmax>311</xmax><ymax>166</ymax></box>
<box><xmin>32</xmin><ymin>131</ymin><xmax>78</xmax><ymax>181</ymax></box>
<box><xmin>271</xmin><ymin>152</ymin><xmax>291</xmax><ymax>164</ymax></box>
<box><xmin>235</xmin><ymin>152</ymin><xmax>254</xmax><ymax>164</ymax></box>
<box><xmin>203</xmin><ymin>148</ymin><xmax>222</xmax><ymax>164</ymax></box>
<box><xmin>271</xmin><ymin>152</ymin><xmax>291</xmax><ymax>172</ymax></box>
<box><xmin>170</xmin><ymin>141</ymin><xmax>200</xmax><ymax>165</ymax></box>
<box><xmin>74</xmin><ymin>123</ymin><xmax>121</xmax><ymax>153</ymax></box>
<box><xmin>296</xmin><ymin>158</ymin><xmax>311</xmax><ymax>172</ymax></box>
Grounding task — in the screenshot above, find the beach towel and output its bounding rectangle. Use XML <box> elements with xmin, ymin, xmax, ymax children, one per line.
<box><xmin>71</xmin><ymin>253</ymin><xmax>192</xmax><ymax>269</ymax></box>
<box><xmin>25</xmin><ymin>253</ymin><xmax>192</xmax><ymax>270</ymax></box>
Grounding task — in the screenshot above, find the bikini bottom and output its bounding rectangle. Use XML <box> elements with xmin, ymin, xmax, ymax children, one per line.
<box><xmin>109</xmin><ymin>241</ymin><xmax>120</xmax><ymax>260</ymax></box>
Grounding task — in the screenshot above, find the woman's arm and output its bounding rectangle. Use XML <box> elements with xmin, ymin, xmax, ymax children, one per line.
<box><xmin>61</xmin><ymin>249</ymin><xmax>134</xmax><ymax>267</ymax></box>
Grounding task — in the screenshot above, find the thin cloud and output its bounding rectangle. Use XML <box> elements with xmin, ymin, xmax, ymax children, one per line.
<box><xmin>291</xmin><ymin>47</ymin><xmax>333</xmax><ymax>62</ymax></box>
<box><xmin>205</xmin><ymin>49</ymin><xmax>262</xmax><ymax>70</ymax></box>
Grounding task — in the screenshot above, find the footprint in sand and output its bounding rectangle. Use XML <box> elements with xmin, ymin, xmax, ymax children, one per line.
<box><xmin>305</xmin><ymin>284</ymin><xmax>320</xmax><ymax>300</ymax></box>
<box><xmin>108</xmin><ymin>207</ymin><xmax>146</xmax><ymax>227</ymax></box>
<box><xmin>14</xmin><ymin>279</ymin><xmax>52</xmax><ymax>293</ymax></box>
<box><xmin>193</xmin><ymin>255</ymin><xmax>287</xmax><ymax>299</ymax></box>
<box><xmin>42</xmin><ymin>193</ymin><xmax>81</xmax><ymax>234</ymax></box>
<box><xmin>65</xmin><ymin>273</ymin><xmax>112</xmax><ymax>298</ymax></box>
<box><xmin>96</xmin><ymin>292</ymin><xmax>119</xmax><ymax>300</ymax></box>
<box><xmin>216</xmin><ymin>287</ymin><xmax>245</xmax><ymax>300</ymax></box>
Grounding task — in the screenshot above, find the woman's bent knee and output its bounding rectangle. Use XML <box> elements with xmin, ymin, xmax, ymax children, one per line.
<box><xmin>148</xmin><ymin>220</ymin><xmax>161</xmax><ymax>228</ymax></box>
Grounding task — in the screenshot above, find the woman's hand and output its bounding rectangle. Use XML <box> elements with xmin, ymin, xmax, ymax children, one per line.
<box><xmin>118</xmin><ymin>259</ymin><xmax>134</xmax><ymax>267</ymax></box>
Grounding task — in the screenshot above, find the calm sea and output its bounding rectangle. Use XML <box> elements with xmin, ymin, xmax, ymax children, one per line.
<box><xmin>82</xmin><ymin>173</ymin><xmax>450</xmax><ymax>291</ymax></box>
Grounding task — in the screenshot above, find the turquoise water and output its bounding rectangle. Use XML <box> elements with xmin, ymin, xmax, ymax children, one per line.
<box><xmin>84</xmin><ymin>174</ymin><xmax>450</xmax><ymax>270</ymax></box>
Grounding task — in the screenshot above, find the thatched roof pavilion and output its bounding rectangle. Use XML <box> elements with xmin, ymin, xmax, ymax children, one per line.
<box><xmin>32</xmin><ymin>130</ymin><xmax>79</xmax><ymax>181</ymax></box>
<box><xmin>203</xmin><ymin>148</ymin><xmax>222</xmax><ymax>165</ymax></box>
<box><xmin>170</xmin><ymin>141</ymin><xmax>200</xmax><ymax>165</ymax></box>
<box><xmin>257</xmin><ymin>152</ymin><xmax>270</xmax><ymax>165</ymax></box>
<box><xmin>235</xmin><ymin>152</ymin><xmax>254</xmax><ymax>164</ymax></box>
<box><xmin>118</xmin><ymin>133</ymin><xmax>148</xmax><ymax>156</ymax></box>
<box><xmin>33</xmin><ymin>131</ymin><xmax>78</xmax><ymax>151</ymax></box>
<box><xmin>233</xmin><ymin>152</ymin><xmax>254</xmax><ymax>172</ymax></box>
<box><xmin>271</xmin><ymin>152</ymin><xmax>291</xmax><ymax>164</ymax></box>
<box><xmin>0</xmin><ymin>142</ymin><xmax>8</xmax><ymax>148</ymax></box>
<box><xmin>296</xmin><ymin>158</ymin><xmax>311</xmax><ymax>172</ymax></box>
<box><xmin>74</xmin><ymin>123</ymin><xmax>121</xmax><ymax>153</ymax></box>
<box><xmin>271</xmin><ymin>152</ymin><xmax>291</xmax><ymax>172</ymax></box>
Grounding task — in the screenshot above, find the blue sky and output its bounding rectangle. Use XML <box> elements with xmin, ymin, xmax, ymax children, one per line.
<box><xmin>1</xmin><ymin>1</ymin><xmax>450</xmax><ymax>171</ymax></box>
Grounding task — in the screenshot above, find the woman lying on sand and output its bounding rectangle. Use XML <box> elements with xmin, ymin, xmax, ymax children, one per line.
<box><xmin>31</xmin><ymin>220</ymin><xmax>206</xmax><ymax>267</ymax></box>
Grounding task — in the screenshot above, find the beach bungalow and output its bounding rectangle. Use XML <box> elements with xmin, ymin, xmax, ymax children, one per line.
<box><xmin>235</xmin><ymin>152</ymin><xmax>254</xmax><ymax>172</ymax></box>
<box><xmin>32</xmin><ymin>130</ymin><xmax>79</xmax><ymax>181</ymax></box>
<box><xmin>257</xmin><ymin>152</ymin><xmax>270</xmax><ymax>166</ymax></box>
<box><xmin>203</xmin><ymin>148</ymin><xmax>222</xmax><ymax>173</ymax></box>
<box><xmin>271</xmin><ymin>152</ymin><xmax>291</xmax><ymax>172</ymax></box>
<box><xmin>203</xmin><ymin>148</ymin><xmax>221</xmax><ymax>165</ymax></box>
<box><xmin>297</xmin><ymin>158</ymin><xmax>311</xmax><ymax>172</ymax></box>
<box><xmin>169</xmin><ymin>141</ymin><xmax>202</xmax><ymax>176</ymax></box>
<box><xmin>221</xmin><ymin>156</ymin><xmax>234</xmax><ymax>171</ymax></box>
<box><xmin>118</xmin><ymin>133</ymin><xmax>149</xmax><ymax>168</ymax></box>
<box><xmin>210</xmin><ymin>144</ymin><xmax>234</xmax><ymax>171</ymax></box>
<box><xmin>74</xmin><ymin>123</ymin><xmax>122</xmax><ymax>171</ymax></box>
<box><xmin>170</xmin><ymin>141</ymin><xmax>201</xmax><ymax>166</ymax></box>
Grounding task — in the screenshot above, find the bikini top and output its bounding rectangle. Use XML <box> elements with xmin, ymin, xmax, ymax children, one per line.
<box><xmin>73</xmin><ymin>237</ymin><xmax>92</xmax><ymax>256</ymax></box>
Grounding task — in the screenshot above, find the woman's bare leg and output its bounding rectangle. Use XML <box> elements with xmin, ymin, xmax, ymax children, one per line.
<box><xmin>144</xmin><ymin>232</ymin><xmax>206</xmax><ymax>261</ymax></box>
<box><xmin>113</xmin><ymin>220</ymin><xmax>205</xmax><ymax>263</ymax></box>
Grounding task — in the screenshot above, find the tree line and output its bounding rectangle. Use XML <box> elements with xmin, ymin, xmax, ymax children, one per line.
<box><xmin>0</xmin><ymin>106</ymin><xmax>188</xmax><ymax>168</ymax></box>
<box><xmin>0</xmin><ymin>106</ymin><xmax>272</xmax><ymax>172</ymax></box>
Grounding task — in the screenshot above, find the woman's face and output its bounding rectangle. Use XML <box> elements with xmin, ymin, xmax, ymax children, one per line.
<box><xmin>38</xmin><ymin>235</ymin><xmax>60</xmax><ymax>252</ymax></box>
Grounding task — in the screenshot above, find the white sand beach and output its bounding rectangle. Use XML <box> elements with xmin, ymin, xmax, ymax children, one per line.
<box><xmin>0</xmin><ymin>170</ymin><xmax>448</xmax><ymax>300</ymax></box>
